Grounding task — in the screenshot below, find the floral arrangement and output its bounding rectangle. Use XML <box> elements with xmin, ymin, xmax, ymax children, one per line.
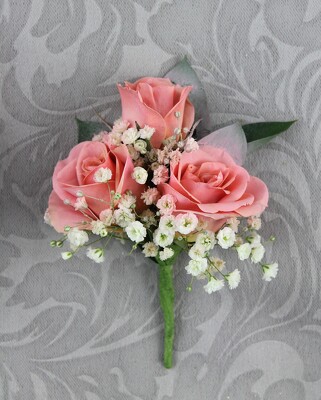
<box><xmin>44</xmin><ymin>59</ymin><xmax>294</xmax><ymax>368</ymax></box>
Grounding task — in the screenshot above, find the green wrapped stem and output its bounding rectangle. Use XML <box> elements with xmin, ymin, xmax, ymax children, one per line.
<box><xmin>158</xmin><ymin>262</ymin><xmax>175</xmax><ymax>368</ymax></box>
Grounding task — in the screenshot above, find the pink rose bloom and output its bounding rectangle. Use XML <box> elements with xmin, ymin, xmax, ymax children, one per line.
<box><xmin>47</xmin><ymin>141</ymin><xmax>145</xmax><ymax>233</ymax></box>
<box><xmin>118</xmin><ymin>77</ymin><xmax>195</xmax><ymax>148</ymax></box>
<box><xmin>158</xmin><ymin>146</ymin><xmax>269</xmax><ymax>232</ymax></box>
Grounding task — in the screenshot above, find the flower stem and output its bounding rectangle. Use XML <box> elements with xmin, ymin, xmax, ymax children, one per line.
<box><xmin>158</xmin><ymin>262</ymin><xmax>175</xmax><ymax>368</ymax></box>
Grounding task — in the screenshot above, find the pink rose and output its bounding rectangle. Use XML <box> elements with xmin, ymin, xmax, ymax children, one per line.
<box><xmin>118</xmin><ymin>77</ymin><xmax>195</xmax><ymax>148</ymax></box>
<box><xmin>158</xmin><ymin>146</ymin><xmax>269</xmax><ymax>232</ymax></box>
<box><xmin>47</xmin><ymin>141</ymin><xmax>145</xmax><ymax>233</ymax></box>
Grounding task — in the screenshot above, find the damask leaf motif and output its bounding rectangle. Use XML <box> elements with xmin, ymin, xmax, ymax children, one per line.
<box><xmin>29</xmin><ymin>0</ymin><xmax>143</xmax><ymax>113</ymax></box>
<box><xmin>0</xmin><ymin>0</ymin><xmax>33</xmax><ymax>63</ymax></box>
<box><xmin>0</xmin><ymin>127</ymin><xmax>75</xmax><ymax>238</ymax></box>
<box><xmin>6</xmin><ymin>258</ymin><xmax>102</xmax><ymax>316</ymax></box>
<box><xmin>220</xmin><ymin>371</ymin><xmax>263</xmax><ymax>400</ymax></box>
<box><xmin>265</xmin><ymin>0</ymin><xmax>321</xmax><ymax>48</ymax></box>
<box><xmin>0</xmin><ymin>240</ymin><xmax>20</xmax><ymax>288</ymax></box>
<box><xmin>263</xmin><ymin>379</ymin><xmax>306</xmax><ymax>400</ymax></box>
<box><xmin>31</xmin><ymin>0</ymin><xmax>85</xmax><ymax>54</ymax></box>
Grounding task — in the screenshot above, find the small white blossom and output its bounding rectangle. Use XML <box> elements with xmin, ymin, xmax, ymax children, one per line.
<box><xmin>141</xmin><ymin>188</ymin><xmax>160</xmax><ymax>205</ymax></box>
<box><xmin>184</xmin><ymin>137</ymin><xmax>199</xmax><ymax>152</ymax></box>
<box><xmin>185</xmin><ymin>258</ymin><xmax>208</xmax><ymax>276</ymax></box>
<box><xmin>134</xmin><ymin>139</ymin><xmax>147</xmax><ymax>154</ymax></box>
<box><xmin>142</xmin><ymin>242</ymin><xmax>158</xmax><ymax>258</ymax></box>
<box><xmin>44</xmin><ymin>209</ymin><xmax>51</xmax><ymax>225</ymax></box>
<box><xmin>248</xmin><ymin>216</ymin><xmax>262</xmax><ymax>230</ymax></box>
<box><xmin>251</xmin><ymin>244</ymin><xmax>265</xmax><ymax>263</ymax></box>
<box><xmin>127</xmin><ymin>145</ymin><xmax>140</xmax><ymax>160</ymax></box>
<box><xmin>217</xmin><ymin>227</ymin><xmax>236</xmax><ymax>249</ymax></box>
<box><xmin>122</xmin><ymin>127</ymin><xmax>139</xmax><ymax>144</ymax></box>
<box><xmin>61</xmin><ymin>251</ymin><xmax>73</xmax><ymax>260</ymax></box>
<box><xmin>93</xmin><ymin>167</ymin><xmax>112</xmax><ymax>183</ymax></box>
<box><xmin>188</xmin><ymin>244</ymin><xmax>206</xmax><ymax>261</ymax></box>
<box><xmin>236</xmin><ymin>243</ymin><xmax>252</xmax><ymax>261</ymax></box>
<box><xmin>159</xmin><ymin>247</ymin><xmax>174</xmax><ymax>261</ymax></box>
<box><xmin>67</xmin><ymin>228</ymin><xmax>89</xmax><ymax>247</ymax></box>
<box><xmin>99</xmin><ymin>209</ymin><xmax>114</xmax><ymax>226</ymax></box>
<box><xmin>226</xmin><ymin>217</ymin><xmax>240</xmax><ymax>233</ymax></box>
<box><xmin>175</xmin><ymin>213</ymin><xmax>198</xmax><ymax>235</ymax></box>
<box><xmin>132</xmin><ymin>167</ymin><xmax>148</xmax><ymax>184</ymax></box>
<box><xmin>74</xmin><ymin>196</ymin><xmax>88</xmax><ymax>210</ymax></box>
<box><xmin>196</xmin><ymin>231</ymin><xmax>216</xmax><ymax>251</ymax></box>
<box><xmin>100</xmin><ymin>228</ymin><xmax>108</xmax><ymax>237</ymax></box>
<box><xmin>139</xmin><ymin>125</ymin><xmax>155</xmax><ymax>140</ymax></box>
<box><xmin>114</xmin><ymin>208</ymin><xmax>135</xmax><ymax>228</ymax></box>
<box><xmin>159</xmin><ymin>215</ymin><xmax>176</xmax><ymax>232</ymax></box>
<box><xmin>156</xmin><ymin>194</ymin><xmax>176</xmax><ymax>215</ymax></box>
<box><xmin>196</xmin><ymin>219</ymin><xmax>208</xmax><ymax>231</ymax></box>
<box><xmin>226</xmin><ymin>269</ymin><xmax>241</xmax><ymax>289</ymax></box>
<box><xmin>125</xmin><ymin>221</ymin><xmax>146</xmax><ymax>243</ymax></box>
<box><xmin>248</xmin><ymin>232</ymin><xmax>261</xmax><ymax>248</ymax></box>
<box><xmin>153</xmin><ymin>228</ymin><xmax>175</xmax><ymax>248</ymax></box>
<box><xmin>209</xmin><ymin>256</ymin><xmax>226</xmax><ymax>272</ymax></box>
<box><xmin>91</xmin><ymin>220</ymin><xmax>106</xmax><ymax>235</ymax></box>
<box><xmin>234</xmin><ymin>236</ymin><xmax>244</xmax><ymax>246</ymax></box>
<box><xmin>112</xmin><ymin>118</ymin><xmax>129</xmax><ymax>134</ymax></box>
<box><xmin>119</xmin><ymin>193</ymin><xmax>136</xmax><ymax>209</ymax></box>
<box><xmin>203</xmin><ymin>277</ymin><xmax>224</xmax><ymax>294</ymax></box>
<box><xmin>262</xmin><ymin>263</ymin><xmax>279</xmax><ymax>281</ymax></box>
<box><xmin>109</xmin><ymin>131</ymin><xmax>122</xmax><ymax>146</ymax></box>
<box><xmin>140</xmin><ymin>209</ymin><xmax>157</xmax><ymax>228</ymax></box>
<box><xmin>86</xmin><ymin>247</ymin><xmax>105</xmax><ymax>263</ymax></box>
<box><xmin>92</xmin><ymin>131</ymin><xmax>105</xmax><ymax>142</ymax></box>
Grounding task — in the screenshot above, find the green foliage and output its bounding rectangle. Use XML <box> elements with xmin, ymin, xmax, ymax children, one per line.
<box><xmin>76</xmin><ymin>118</ymin><xmax>106</xmax><ymax>143</ymax></box>
<box><xmin>242</xmin><ymin>120</ymin><xmax>297</xmax><ymax>151</ymax></box>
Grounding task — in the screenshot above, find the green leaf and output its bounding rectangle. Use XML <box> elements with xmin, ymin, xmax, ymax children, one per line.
<box><xmin>164</xmin><ymin>56</ymin><xmax>209</xmax><ymax>134</ymax></box>
<box><xmin>242</xmin><ymin>120</ymin><xmax>296</xmax><ymax>152</ymax></box>
<box><xmin>76</xmin><ymin>118</ymin><xmax>106</xmax><ymax>143</ymax></box>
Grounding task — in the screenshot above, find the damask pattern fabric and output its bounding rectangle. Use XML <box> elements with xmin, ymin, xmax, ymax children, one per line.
<box><xmin>1</xmin><ymin>1</ymin><xmax>321</xmax><ymax>399</ymax></box>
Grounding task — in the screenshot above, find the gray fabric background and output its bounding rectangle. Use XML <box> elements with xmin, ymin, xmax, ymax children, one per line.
<box><xmin>1</xmin><ymin>0</ymin><xmax>321</xmax><ymax>399</ymax></box>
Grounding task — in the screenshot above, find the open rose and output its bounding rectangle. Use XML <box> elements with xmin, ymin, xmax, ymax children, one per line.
<box><xmin>158</xmin><ymin>146</ymin><xmax>269</xmax><ymax>231</ymax></box>
<box><xmin>118</xmin><ymin>77</ymin><xmax>195</xmax><ymax>148</ymax></box>
<box><xmin>47</xmin><ymin>140</ymin><xmax>145</xmax><ymax>232</ymax></box>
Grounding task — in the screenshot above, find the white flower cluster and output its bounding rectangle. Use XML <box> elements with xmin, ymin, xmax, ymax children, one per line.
<box><xmin>142</xmin><ymin>209</ymin><xmax>199</xmax><ymax>260</ymax></box>
<box><xmin>109</xmin><ymin>120</ymin><xmax>155</xmax><ymax>159</ymax></box>
<box><xmin>185</xmin><ymin>228</ymin><xmax>241</xmax><ymax>293</ymax></box>
<box><xmin>50</xmin><ymin>118</ymin><xmax>278</xmax><ymax>294</ymax></box>
<box><xmin>183</xmin><ymin>216</ymin><xmax>278</xmax><ymax>294</ymax></box>
<box><xmin>58</xmin><ymin>190</ymin><xmax>138</xmax><ymax>263</ymax></box>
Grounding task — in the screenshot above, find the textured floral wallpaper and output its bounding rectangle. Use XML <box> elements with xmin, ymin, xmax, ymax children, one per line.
<box><xmin>1</xmin><ymin>1</ymin><xmax>321</xmax><ymax>399</ymax></box>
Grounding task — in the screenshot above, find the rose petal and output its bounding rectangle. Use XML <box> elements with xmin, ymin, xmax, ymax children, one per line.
<box><xmin>198</xmin><ymin>192</ymin><xmax>254</xmax><ymax>213</ymax></box>
<box><xmin>135</xmin><ymin>82</ymin><xmax>157</xmax><ymax>110</ymax></box>
<box><xmin>63</xmin><ymin>183</ymin><xmax>114</xmax><ymax>216</ymax></box>
<box><xmin>158</xmin><ymin>183</ymin><xmax>199</xmax><ymax>212</ymax></box>
<box><xmin>164</xmin><ymin>86</ymin><xmax>194</xmax><ymax>138</ymax></box>
<box><xmin>181</xmin><ymin>180</ymin><xmax>226</xmax><ymax>203</ymax></box>
<box><xmin>236</xmin><ymin>176</ymin><xmax>269</xmax><ymax>216</ymax></box>
<box><xmin>75</xmin><ymin>141</ymin><xmax>109</xmax><ymax>184</ymax></box>
<box><xmin>48</xmin><ymin>190</ymin><xmax>90</xmax><ymax>233</ymax></box>
<box><xmin>118</xmin><ymin>84</ymin><xmax>166</xmax><ymax>148</ymax></box>
<box><xmin>125</xmin><ymin>77</ymin><xmax>173</xmax><ymax>90</ymax></box>
<box><xmin>152</xmin><ymin>85</ymin><xmax>176</xmax><ymax>117</ymax></box>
